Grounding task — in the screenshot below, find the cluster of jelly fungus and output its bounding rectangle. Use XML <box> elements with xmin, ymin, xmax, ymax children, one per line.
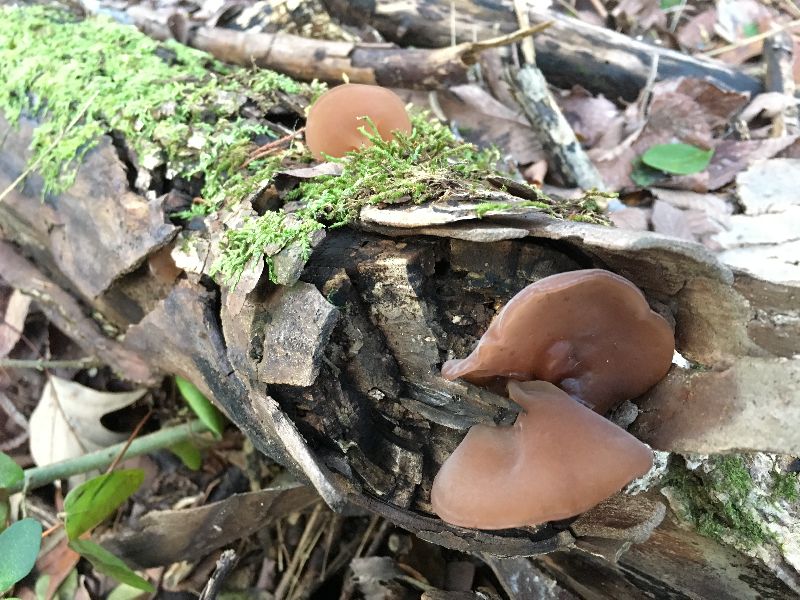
<box><xmin>304</xmin><ymin>83</ymin><xmax>412</xmax><ymax>159</ymax></box>
<box><xmin>432</xmin><ymin>269</ymin><xmax>675</xmax><ymax>530</ymax></box>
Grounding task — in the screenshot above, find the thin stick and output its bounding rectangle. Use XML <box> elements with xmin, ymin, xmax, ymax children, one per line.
<box><xmin>702</xmin><ymin>18</ymin><xmax>800</xmax><ymax>58</ymax></box>
<box><xmin>8</xmin><ymin>419</ymin><xmax>210</xmax><ymax>494</ymax></box>
<box><xmin>0</xmin><ymin>90</ymin><xmax>100</xmax><ymax>205</ymax></box>
<box><xmin>241</xmin><ymin>128</ymin><xmax>305</xmax><ymax>169</ymax></box>
<box><xmin>0</xmin><ymin>357</ymin><xmax>102</xmax><ymax>370</ymax></box>
<box><xmin>200</xmin><ymin>550</ymin><xmax>239</xmax><ymax>600</ymax></box>
<box><xmin>105</xmin><ymin>408</ymin><xmax>153</xmax><ymax>473</ymax></box>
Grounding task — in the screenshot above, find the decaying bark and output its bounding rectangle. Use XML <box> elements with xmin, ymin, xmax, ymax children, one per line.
<box><xmin>323</xmin><ymin>0</ymin><xmax>764</xmax><ymax>100</ymax></box>
<box><xmin>2</xmin><ymin>106</ymin><xmax>799</xmax><ymax>596</ymax></box>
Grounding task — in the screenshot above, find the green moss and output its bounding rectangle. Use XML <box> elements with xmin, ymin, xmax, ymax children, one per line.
<box><xmin>771</xmin><ymin>470</ymin><xmax>799</xmax><ymax>502</ymax></box>
<box><xmin>665</xmin><ymin>456</ymin><xmax>772</xmax><ymax>549</ymax></box>
<box><xmin>3</xmin><ymin>6</ymin><xmax>611</xmax><ymax>288</ymax></box>
<box><xmin>0</xmin><ymin>5</ymin><xmax>312</xmax><ymax>202</ymax></box>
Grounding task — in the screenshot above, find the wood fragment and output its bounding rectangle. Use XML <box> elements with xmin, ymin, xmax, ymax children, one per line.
<box><xmin>509</xmin><ymin>65</ymin><xmax>606</xmax><ymax>189</ymax></box>
<box><xmin>123</xmin><ymin>5</ymin><xmax>549</xmax><ymax>90</ymax></box>
<box><xmin>200</xmin><ymin>550</ymin><xmax>239</xmax><ymax>600</ymax></box>
<box><xmin>764</xmin><ymin>31</ymin><xmax>799</xmax><ymax>137</ymax></box>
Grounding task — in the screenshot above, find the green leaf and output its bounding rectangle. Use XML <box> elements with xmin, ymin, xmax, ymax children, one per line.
<box><xmin>35</xmin><ymin>569</ymin><xmax>78</xmax><ymax>600</ymax></box>
<box><xmin>660</xmin><ymin>0</ymin><xmax>682</xmax><ymax>8</ymax></box>
<box><xmin>69</xmin><ymin>539</ymin><xmax>154</xmax><ymax>592</ymax></box>
<box><xmin>641</xmin><ymin>143</ymin><xmax>714</xmax><ymax>175</ymax></box>
<box><xmin>742</xmin><ymin>22</ymin><xmax>759</xmax><ymax>38</ymax></box>
<box><xmin>175</xmin><ymin>376</ymin><xmax>226</xmax><ymax>437</ymax></box>
<box><xmin>63</xmin><ymin>470</ymin><xmax>144</xmax><ymax>540</ymax></box>
<box><xmin>0</xmin><ymin>518</ymin><xmax>42</xmax><ymax>592</ymax></box>
<box><xmin>169</xmin><ymin>440</ymin><xmax>202</xmax><ymax>470</ymax></box>
<box><xmin>630</xmin><ymin>157</ymin><xmax>667</xmax><ymax>187</ymax></box>
<box><xmin>0</xmin><ymin>451</ymin><xmax>24</xmax><ymax>490</ymax></box>
<box><xmin>107</xmin><ymin>582</ymin><xmax>150</xmax><ymax>600</ymax></box>
<box><xmin>0</xmin><ymin>500</ymin><xmax>9</xmax><ymax>532</ymax></box>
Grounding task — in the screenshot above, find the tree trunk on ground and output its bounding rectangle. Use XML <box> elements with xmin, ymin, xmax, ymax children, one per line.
<box><xmin>2</xmin><ymin>112</ymin><xmax>799</xmax><ymax>597</ymax></box>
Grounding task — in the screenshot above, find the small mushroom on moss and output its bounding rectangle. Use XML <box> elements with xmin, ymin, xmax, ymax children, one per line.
<box><xmin>441</xmin><ymin>269</ymin><xmax>674</xmax><ymax>414</ymax></box>
<box><xmin>431</xmin><ymin>380</ymin><xmax>653</xmax><ymax>530</ymax></box>
<box><xmin>305</xmin><ymin>84</ymin><xmax>412</xmax><ymax>160</ymax></box>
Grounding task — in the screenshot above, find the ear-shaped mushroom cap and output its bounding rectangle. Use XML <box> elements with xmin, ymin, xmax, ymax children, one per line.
<box><xmin>305</xmin><ymin>84</ymin><xmax>412</xmax><ymax>159</ymax></box>
<box><xmin>441</xmin><ymin>269</ymin><xmax>674</xmax><ymax>413</ymax></box>
<box><xmin>431</xmin><ymin>380</ymin><xmax>653</xmax><ymax>530</ymax></box>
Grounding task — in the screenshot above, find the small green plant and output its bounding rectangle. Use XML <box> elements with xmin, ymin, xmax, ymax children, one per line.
<box><xmin>175</xmin><ymin>375</ymin><xmax>227</xmax><ymax>437</ymax></box>
<box><xmin>0</xmin><ymin>518</ymin><xmax>42</xmax><ymax>593</ymax></box>
<box><xmin>0</xmin><ymin>450</ymin><xmax>154</xmax><ymax>595</ymax></box>
<box><xmin>641</xmin><ymin>142</ymin><xmax>714</xmax><ymax>176</ymax></box>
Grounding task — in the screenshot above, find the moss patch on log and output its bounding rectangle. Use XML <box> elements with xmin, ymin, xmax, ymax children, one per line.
<box><xmin>0</xmin><ymin>5</ymin><xmax>312</xmax><ymax>200</ymax></box>
<box><xmin>665</xmin><ymin>456</ymin><xmax>773</xmax><ymax>549</ymax></box>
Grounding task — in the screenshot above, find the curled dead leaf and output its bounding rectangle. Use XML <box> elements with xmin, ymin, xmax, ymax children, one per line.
<box><xmin>29</xmin><ymin>376</ymin><xmax>146</xmax><ymax>466</ymax></box>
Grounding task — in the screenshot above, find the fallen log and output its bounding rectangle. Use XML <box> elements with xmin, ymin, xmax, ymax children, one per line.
<box><xmin>116</xmin><ymin>5</ymin><xmax>547</xmax><ymax>91</ymax></box>
<box><xmin>323</xmin><ymin>0</ymin><xmax>764</xmax><ymax>100</ymax></box>
<box><xmin>1</xmin><ymin>6</ymin><xmax>798</xmax><ymax>596</ymax></box>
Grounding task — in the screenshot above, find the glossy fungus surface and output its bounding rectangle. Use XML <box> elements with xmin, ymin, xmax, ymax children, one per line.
<box><xmin>305</xmin><ymin>84</ymin><xmax>412</xmax><ymax>159</ymax></box>
<box><xmin>430</xmin><ymin>380</ymin><xmax>654</xmax><ymax>530</ymax></box>
<box><xmin>441</xmin><ymin>269</ymin><xmax>674</xmax><ymax>413</ymax></box>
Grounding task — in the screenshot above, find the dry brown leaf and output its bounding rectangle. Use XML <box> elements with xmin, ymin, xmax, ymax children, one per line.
<box><xmin>29</xmin><ymin>376</ymin><xmax>146</xmax><ymax>466</ymax></box>
<box><xmin>707</xmin><ymin>136</ymin><xmax>798</xmax><ymax>189</ymax></box>
<box><xmin>395</xmin><ymin>87</ymin><xmax>544</xmax><ymax>165</ymax></box>
<box><xmin>36</xmin><ymin>537</ymin><xmax>80</xmax><ymax>600</ymax></box>
<box><xmin>557</xmin><ymin>86</ymin><xmax>624</xmax><ymax>149</ymax></box>
<box><xmin>0</xmin><ymin>289</ymin><xmax>32</xmax><ymax>358</ymax></box>
<box><xmin>677</xmin><ymin>8</ymin><xmax>718</xmax><ymax>51</ymax></box>
<box><xmin>612</xmin><ymin>0</ymin><xmax>667</xmax><ymax>31</ymax></box>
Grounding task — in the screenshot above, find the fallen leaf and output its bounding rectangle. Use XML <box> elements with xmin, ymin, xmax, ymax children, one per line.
<box><xmin>738</xmin><ymin>92</ymin><xmax>796</xmax><ymax>123</ymax></box>
<box><xmin>609</xmin><ymin>207</ymin><xmax>651</xmax><ymax>231</ymax></box>
<box><xmin>28</xmin><ymin>377</ymin><xmax>146</xmax><ymax>466</ymax></box>
<box><xmin>715</xmin><ymin>0</ymin><xmax>775</xmax><ymax>64</ymax></box>
<box><xmin>0</xmin><ymin>290</ymin><xmax>32</xmax><ymax>358</ymax></box>
<box><xmin>677</xmin><ymin>8</ymin><xmax>718</xmax><ymax>51</ymax></box>
<box><xmin>707</xmin><ymin>136</ymin><xmax>798</xmax><ymax>189</ymax></box>
<box><xmin>642</xmin><ymin>143</ymin><xmax>714</xmax><ymax>175</ymax></box>
<box><xmin>651</xmin><ymin>201</ymin><xmax>695</xmax><ymax>240</ymax></box>
<box><xmin>735</xmin><ymin>158</ymin><xmax>800</xmax><ymax>214</ymax></box>
<box><xmin>557</xmin><ymin>86</ymin><xmax>624</xmax><ymax>149</ymax></box>
<box><xmin>612</xmin><ymin>0</ymin><xmax>667</xmax><ymax>31</ymax></box>
<box><xmin>35</xmin><ymin>538</ymin><xmax>80</xmax><ymax>600</ymax></box>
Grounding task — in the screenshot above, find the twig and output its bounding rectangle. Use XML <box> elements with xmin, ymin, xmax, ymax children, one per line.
<box><xmin>241</xmin><ymin>128</ymin><xmax>306</xmax><ymax>169</ymax></box>
<box><xmin>274</xmin><ymin>503</ymin><xmax>324</xmax><ymax>600</ymax></box>
<box><xmin>0</xmin><ymin>90</ymin><xmax>99</xmax><ymax>205</ymax></box>
<box><xmin>509</xmin><ymin>65</ymin><xmax>606</xmax><ymax>189</ymax></box>
<box><xmin>0</xmin><ymin>357</ymin><xmax>103</xmax><ymax>370</ymax></box>
<box><xmin>105</xmin><ymin>408</ymin><xmax>153</xmax><ymax>473</ymax></box>
<box><xmin>587</xmin><ymin>0</ymin><xmax>608</xmax><ymax>19</ymax></box>
<box><xmin>701</xmin><ymin>18</ymin><xmax>800</xmax><ymax>58</ymax></box>
<box><xmin>764</xmin><ymin>31</ymin><xmax>799</xmax><ymax>137</ymax></box>
<box><xmin>7</xmin><ymin>419</ymin><xmax>210</xmax><ymax>494</ymax></box>
<box><xmin>513</xmin><ymin>0</ymin><xmax>536</xmax><ymax>65</ymax></box>
<box><xmin>199</xmin><ymin>549</ymin><xmax>239</xmax><ymax>600</ymax></box>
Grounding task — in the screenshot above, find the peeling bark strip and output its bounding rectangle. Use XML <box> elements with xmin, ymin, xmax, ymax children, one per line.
<box><xmin>323</xmin><ymin>0</ymin><xmax>763</xmax><ymax>100</ymax></box>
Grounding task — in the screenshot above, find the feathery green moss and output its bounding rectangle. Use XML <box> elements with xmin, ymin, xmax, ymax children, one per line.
<box><xmin>0</xmin><ymin>5</ymin><xmax>310</xmax><ymax>202</ymax></box>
